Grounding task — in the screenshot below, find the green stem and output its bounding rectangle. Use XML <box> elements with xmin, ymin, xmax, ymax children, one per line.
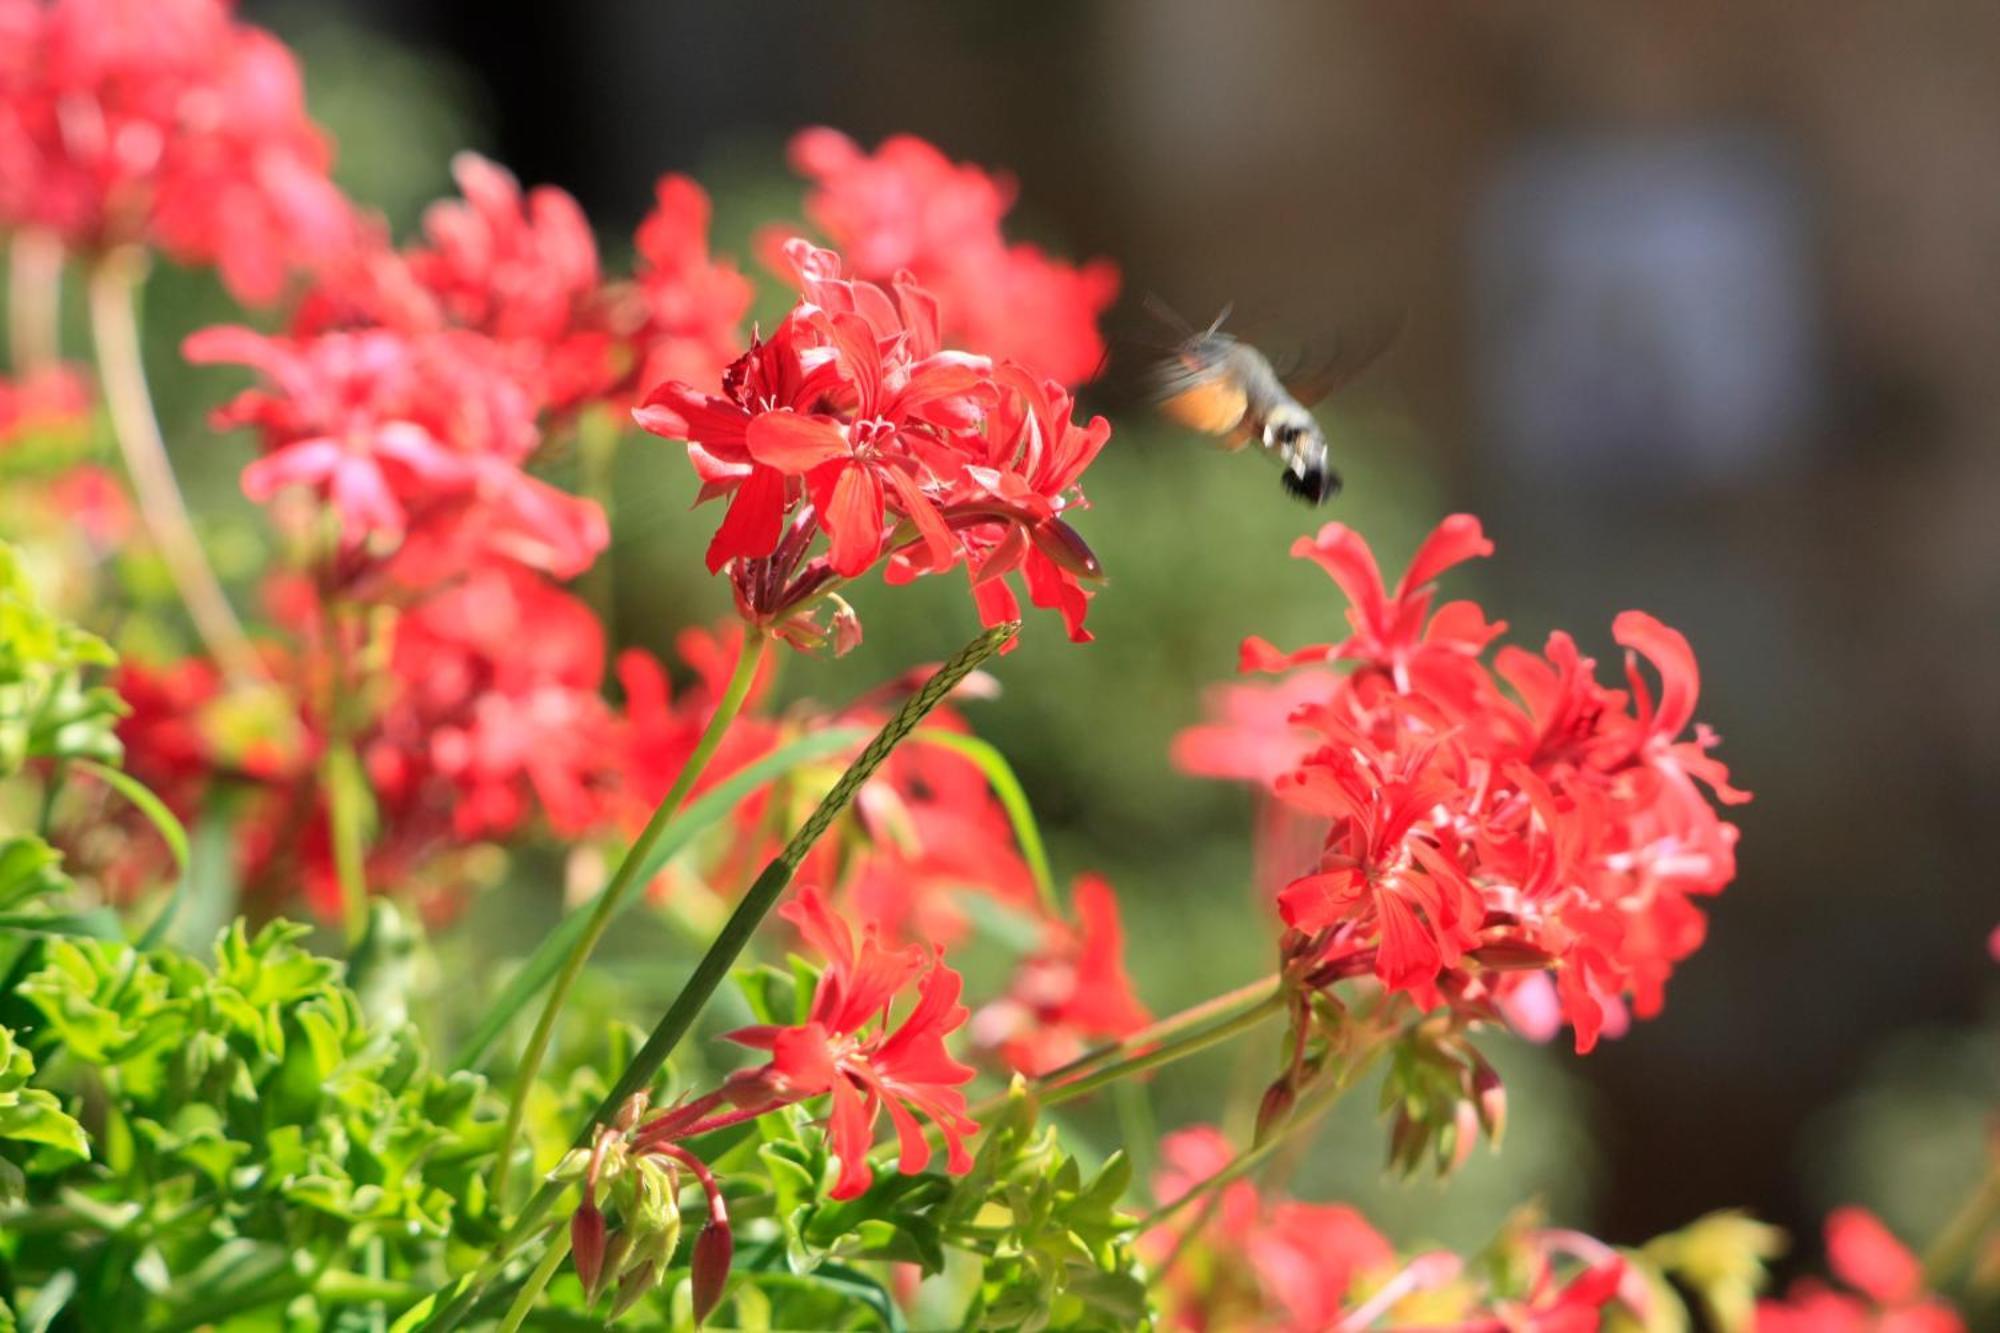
<box><xmin>1921</xmin><ymin>1158</ymin><xmax>2000</xmax><ymax>1288</ymax></box>
<box><xmin>319</xmin><ymin>595</ymin><xmax>372</xmax><ymax>949</ymax></box>
<box><xmin>426</xmin><ymin>621</ymin><xmax>1016</xmax><ymax>1333</ymax></box>
<box><xmin>1036</xmin><ymin>990</ymin><xmax>1286</xmax><ymax>1112</ymax></box>
<box><xmin>911</xmin><ymin>728</ymin><xmax>1060</xmax><ymax>918</ymax></box>
<box><xmin>490</xmin><ymin>631</ymin><xmax>769</xmax><ymax>1212</ymax></box>
<box><xmin>86</xmin><ymin>248</ymin><xmax>263</xmax><ymax>684</ymax></box>
<box><xmin>1039</xmin><ymin>975</ymin><xmax>1281</xmax><ymax>1088</ymax></box>
<box><xmin>497</xmin><ymin>1226</ymin><xmax>571</xmax><ymax>1333</ymax></box>
<box><xmin>1137</xmin><ymin>1039</ymin><xmax>1387</xmax><ymax>1235</ymax></box>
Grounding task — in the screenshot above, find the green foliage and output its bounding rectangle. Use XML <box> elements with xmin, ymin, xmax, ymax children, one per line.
<box><xmin>0</xmin><ymin>542</ymin><xmax>123</xmax><ymax>777</ymax></box>
<box><xmin>0</xmin><ymin>919</ymin><xmax>503</xmax><ymax>1330</ymax></box>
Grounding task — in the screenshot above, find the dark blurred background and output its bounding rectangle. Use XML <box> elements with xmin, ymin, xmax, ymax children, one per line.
<box><xmin>225</xmin><ymin>0</ymin><xmax>2000</xmax><ymax>1274</ymax></box>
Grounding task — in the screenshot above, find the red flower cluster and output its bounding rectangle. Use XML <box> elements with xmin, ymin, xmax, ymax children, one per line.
<box><xmin>186</xmin><ymin>324</ymin><xmax>607</xmax><ymax>583</ymax></box>
<box><xmin>1757</xmin><ymin>1209</ymin><xmax>1963</xmax><ymax>1333</ymax></box>
<box><xmin>1147</xmin><ymin>1125</ymin><xmax>1395</xmax><ymax>1332</ymax></box>
<box><xmin>637</xmin><ymin>238</ymin><xmax>1108</xmax><ymax>649</ymax></box>
<box><xmin>726</xmin><ymin>885</ymin><xmax>980</xmax><ymax>1200</ymax></box>
<box><xmin>784</xmin><ymin>129</ymin><xmax>1119</xmax><ymax>387</ymax></box>
<box><xmin>1176</xmin><ymin>515</ymin><xmax>1750</xmax><ymax>1053</ymax></box>
<box><xmin>1149</xmin><ymin>1127</ymin><xmax>1640</xmax><ymax>1331</ymax></box>
<box><xmin>969</xmin><ymin>874</ymin><xmax>1150</xmax><ymax>1075</ymax></box>
<box><xmin>0</xmin><ymin>0</ymin><xmax>351</xmax><ymax>302</ymax></box>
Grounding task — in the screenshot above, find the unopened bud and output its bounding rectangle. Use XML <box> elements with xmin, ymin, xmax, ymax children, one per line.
<box><xmin>691</xmin><ymin>1218</ymin><xmax>735</xmax><ymax>1327</ymax></box>
<box><xmin>614</xmin><ymin>1091</ymin><xmax>651</xmax><ymax>1132</ymax></box>
<box><xmin>1388</xmin><ymin>1107</ymin><xmax>1425</xmax><ymax>1177</ymax></box>
<box><xmin>1472</xmin><ymin>1061</ymin><xmax>1507</xmax><ymax>1147</ymax></box>
<box><xmin>610</xmin><ymin>1258</ymin><xmax>658</xmax><ymax>1321</ymax></box>
<box><xmin>1254</xmin><ymin>1078</ymin><xmax>1296</xmax><ymax>1145</ymax></box>
<box><xmin>1447</xmin><ymin>1100</ymin><xmax>1480</xmax><ymax>1174</ymax></box>
<box><xmin>1468</xmin><ymin>939</ymin><xmax>1557</xmax><ymax>971</ymax></box>
<box><xmin>571</xmin><ymin>1201</ymin><xmax>608</xmax><ymax>1303</ymax></box>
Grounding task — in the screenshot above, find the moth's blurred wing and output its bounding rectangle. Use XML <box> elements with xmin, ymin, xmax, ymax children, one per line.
<box><xmin>1281</xmin><ymin>309</ymin><xmax>1405</xmax><ymax>408</ymax></box>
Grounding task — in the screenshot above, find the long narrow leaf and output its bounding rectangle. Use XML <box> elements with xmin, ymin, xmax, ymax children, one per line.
<box><xmin>71</xmin><ymin>758</ymin><xmax>190</xmax><ymax>948</ymax></box>
<box><xmin>450</xmin><ymin>725</ymin><xmax>871</xmax><ymax>1071</ymax></box>
<box><xmin>910</xmin><ymin>727</ymin><xmax>1061</xmax><ymax>916</ymax></box>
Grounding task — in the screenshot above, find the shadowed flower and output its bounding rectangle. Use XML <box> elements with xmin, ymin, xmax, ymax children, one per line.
<box><xmin>785</xmin><ymin>128</ymin><xmax>1118</xmax><ymax>386</ymax></box>
<box><xmin>971</xmin><ymin>874</ymin><xmax>1151</xmax><ymax>1076</ymax></box>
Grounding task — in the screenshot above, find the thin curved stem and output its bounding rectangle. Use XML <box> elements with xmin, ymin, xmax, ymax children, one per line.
<box><xmin>1922</xmin><ymin>1158</ymin><xmax>2000</xmax><ymax>1289</ymax></box>
<box><xmin>87</xmin><ymin>248</ymin><xmax>263</xmax><ymax>683</ymax></box>
<box><xmin>495</xmin><ymin>1225</ymin><xmax>570</xmax><ymax>1333</ymax></box>
<box><xmin>1137</xmin><ymin>1038</ymin><xmax>1388</xmax><ymax>1235</ymax></box>
<box><xmin>9</xmin><ymin>229</ymin><xmax>63</xmax><ymax>372</ymax></box>
<box><xmin>1037</xmin><ymin>990</ymin><xmax>1286</xmax><ymax>1112</ymax></box>
<box><xmin>1040</xmin><ymin>975</ymin><xmax>1282</xmax><ymax>1087</ymax></box>
<box><xmin>426</xmin><ymin>621</ymin><xmax>1016</xmax><ymax>1333</ymax></box>
<box><xmin>490</xmin><ymin>631</ymin><xmax>769</xmax><ymax>1212</ymax></box>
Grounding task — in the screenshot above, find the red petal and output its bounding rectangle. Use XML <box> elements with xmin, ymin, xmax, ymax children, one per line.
<box><xmin>816</xmin><ymin>462</ymin><xmax>886</xmax><ymax>578</ymax></box>
<box><xmin>1396</xmin><ymin>514</ymin><xmax>1493</xmax><ymax>599</ymax></box>
<box><xmin>705</xmin><ymin>465</ymin><xmax>787</xmax><ymax>572</ymax></box>
<box><xmin>1826</xmin><ymin>1207</ymin><xmax>1923</xmax><ymax>1306</ymax></box>
<box><xmin>745</xmin><ymin>411</ymin><xmax>850</xmax><ymax>472</ymax></box>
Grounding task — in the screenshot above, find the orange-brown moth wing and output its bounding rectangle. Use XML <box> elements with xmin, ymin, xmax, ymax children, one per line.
<box><xmin>1156</xmin><ymin>359</ymin><xmax>1249</xmax><ymax>438</ymax></box>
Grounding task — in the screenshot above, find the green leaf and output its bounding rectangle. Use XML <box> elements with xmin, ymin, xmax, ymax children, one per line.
<box><xmin>909</xmin><ymin>727</ymin><xmax>1060</xmax><ymax>916</ymax></box>
<box><xmin>72</xmin><ymin>758</ymin><xmax>187</xmax><ymax>872</ymax></box>
<box><xmin>449</xmin><ymin>725</ymin><xmax>871</xmax><ymax>1071</ymax></box>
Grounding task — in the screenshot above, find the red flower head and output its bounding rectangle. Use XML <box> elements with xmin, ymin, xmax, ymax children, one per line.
<box><xmin>970</xmin><ymin>874</ymin><xmax>1150</xmax><ymax>1076</ymax></box>
<box><xmin>1180</xmin><ymin>515</ymin><xmax>1749</xmax><ymax>1054</ymax></box>
<box><xmin>0</xmin><ymin>0</ymin><xmax>351</xmax><ymax>302</ymax></box>
<box><xmin>370</xmin><ymin>564</ymin><xmax>619</xmax><ymax>840</ymax></box>
<box><xmin>1147</xmin><ymin>1125</ymin><xmax>1394</xmax><ymax>1333</ymax></box>
<box><xmin>635</xmin><ymin>239</ymin><xmax>1106</xmax><ymax>650</ymax></box>
<box><xmin>786</xmin><ymin>129</ymin><xmax>1118</xmax><ymax>387</ymax></box>
<box><xmin>727</xmin><ymin>885</ymin><xmax>979</xmax><ymax>1200</ymax></box>
<box><xmin>400</xmin><ymin>153</ymin><xmax>618</xmax><ymax>412</ymax></box>
<box><xmin>1757</xmin><ymin>1209</ymin><xmax>1963</xmax><ymax>1333</ymax></box>
<box><xmin>185</xmin><ymin>324</ymin><xmax>605</xmax><ymax>581</ymax></box>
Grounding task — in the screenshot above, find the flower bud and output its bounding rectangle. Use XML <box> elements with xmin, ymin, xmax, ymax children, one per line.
<box><xmin>610</xmin><ymin>1258</ymin><xmax>658</xmax><ymax>1321</ymax></box>
<box><xmin>1254</xmin><ymin>1077</ymin><xmax>1296</xmax><ymax>1145</ymax></box>
<box><xmin>571</xmin><ymin>1200</ymin><xmax>608</xmax><ymax>1303</ymax></box>
<box><xmin>1448</xmin><ymin>1099</ymin><xmax>1481</xmax><ymax>1174</ymax></box>
<box><xmin>691</xmin><ymin>1218</ymin><xmax>734</xmax><ymax>1327</ymax></box>
<box><xmin>1471</xmin><ymin>1060</ymin><xmax>1506</xmax><ymax>1147</ymax></box>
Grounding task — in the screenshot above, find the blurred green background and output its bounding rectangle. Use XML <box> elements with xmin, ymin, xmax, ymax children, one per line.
<box><xmin>31</xmin><ymin>0</ymin><xmax>2000</xmax><ymax>1281</ymax></box>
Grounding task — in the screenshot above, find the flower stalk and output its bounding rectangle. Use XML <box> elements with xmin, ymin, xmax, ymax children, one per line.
<box><xmin>428</xmin><ymin>621</ymin><xmax>1017</xmax><ymax>1331</ymax></box>
<box><xmin>87</xmin><ymin>247</ymin><xmax>264</xmax><ymax>684</ymax></box>
<box><xmin>490</xmin><ymin>629</ymin><xmax>770</xmax><ymax>1211</ymax></box>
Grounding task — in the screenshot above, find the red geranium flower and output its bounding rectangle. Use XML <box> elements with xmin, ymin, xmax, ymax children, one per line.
<box><xmin>971</xmin><ymin>874</ymin><xmax>1150</xmax><ymax>1075</ymax></box>
<box><xmin>635</xmin><ymin>239</ymin><xmax>1106</xmax><ymax>648</ymax></box>
<box><xmin>726</xmin><ymin>885</ymin><xmax>979</xmax><ymax>1200</ymax></box>
<box><xmin>0</xmin><ymin>0</ymin><xmax>351</xmax><ymax>303</ymax></box>
<box><xmin>1757</xmin><ymin>1209</ymin><xmax>1963</xmax><ymax>1333</ymax></box>
<box><xmin>1176</xmin><ymin>515</ymin><xmax>1749</xmax><ymax>1053</ymax></box>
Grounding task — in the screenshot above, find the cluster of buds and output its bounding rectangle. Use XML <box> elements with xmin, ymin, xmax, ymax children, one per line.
<box><xmin>564</xmin><ymin>1093</ymin><xmax>735</xmax><ymax>1325</ymax></box>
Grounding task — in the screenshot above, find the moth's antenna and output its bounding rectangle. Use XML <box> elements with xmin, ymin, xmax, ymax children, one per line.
<box><xmin>1204</xmin><ymin>302</ymin><xmax>1234</xmax><ymax>337</ymax></box>
<box><xmin>1142</xmin><ymin>292</ymin><xmax>1197</xmax><ymax>341</ymax></box>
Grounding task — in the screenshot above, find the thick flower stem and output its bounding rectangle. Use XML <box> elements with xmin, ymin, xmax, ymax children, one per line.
<box><xmin>1921</xmin><ymin>1159</ymin><xmax>2000</xmax><ymax>1288</ymax></box>
<box><xmin>87</xmin><ymin>249</ymin><xmax>263</xmax><ymax>684</ymax></box>
<box><xmin>426</xmin><ymin>622</ymin><xmax>1016</xmax><ymax>1333</ymax></box>
<box><xmin>8</xmin><ymin>228</ymin><xmax>63</xmax><ymax>372</ymax></box>
<box><xmin>490</xmin><ymin>631</ymin><xmax>770</xmax><ymax>1213</ymax></box>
